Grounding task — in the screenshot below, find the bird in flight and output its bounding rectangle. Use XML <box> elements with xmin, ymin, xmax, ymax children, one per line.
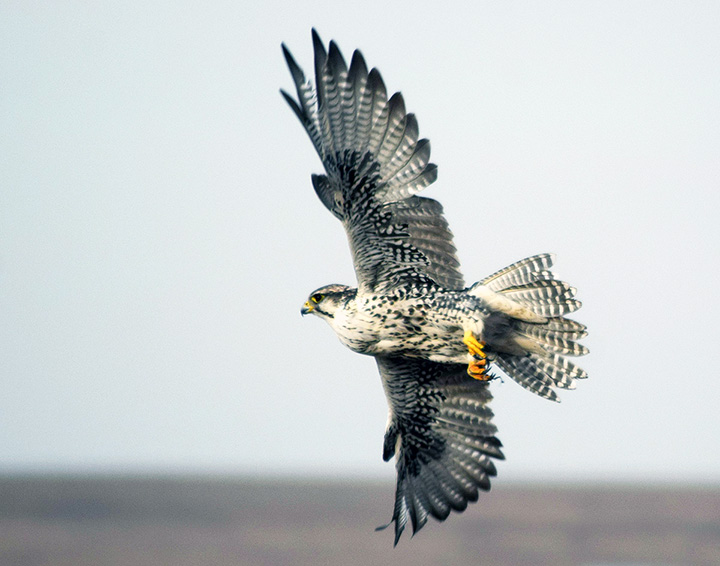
<box><xmin>281</xmin><ymin>29</ymin><xmax>588</xmax><ymax>545</ymax></box>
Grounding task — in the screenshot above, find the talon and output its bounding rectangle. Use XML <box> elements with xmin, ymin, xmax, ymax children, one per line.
<box><xmin>463</xmin><ymin>330</ymin><xmax>489</xmax><ymax>380</ymax></box>
<box><xmin>468</xmin><ymin>360</ymin><xmax>491</xmax><ymax>381</ymax></box>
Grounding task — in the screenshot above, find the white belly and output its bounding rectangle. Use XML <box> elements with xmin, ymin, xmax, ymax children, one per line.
<box><xmin>330</xmin><ymin>294</ymin><xmax>485</xmax><ymax>363</ymax></box>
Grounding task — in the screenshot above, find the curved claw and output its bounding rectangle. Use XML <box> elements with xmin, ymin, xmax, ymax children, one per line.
<box><xmin>468</xmin><ymin>359</ymin><xmax>491</xmax><ymax>381</ymax></box>
<box><xmin>464</xmin><ymin>330</ymin><xmax>489</xmax><ymax>380</ymax></box>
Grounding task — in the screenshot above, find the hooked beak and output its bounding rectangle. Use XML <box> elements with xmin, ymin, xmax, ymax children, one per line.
<box><xmin>301</xmin><ymin>301</ymin><xmax>314</xmax><ymax>316</ymax></box>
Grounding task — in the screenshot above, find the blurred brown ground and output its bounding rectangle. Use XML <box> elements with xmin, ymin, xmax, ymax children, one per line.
<box><xmin>0</xmin><ymin>476</ymin><xmax>718</xmax><ymax>566</ymax></box>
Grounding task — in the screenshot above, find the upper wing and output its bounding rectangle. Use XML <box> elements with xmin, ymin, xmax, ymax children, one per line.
<box><xmin>282</xmin><ymin>30</ymin><xmax>464</xmax><ymax>292</ymax></box>
<box><xmin>376</xmin><ymin>356</ymin><xmax>504</xmax><ymax>544</ymax></box>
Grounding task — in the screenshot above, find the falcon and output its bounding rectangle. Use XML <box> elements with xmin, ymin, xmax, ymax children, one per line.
<box><xmin>282</xmin><ymin>30</ymin><xmax>589</xmax><ymax>544</ymax></box>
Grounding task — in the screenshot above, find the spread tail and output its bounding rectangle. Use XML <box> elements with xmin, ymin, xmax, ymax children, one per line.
<box><xmin>470</xmin><ymin>253</ymin><xmax>589</xmax><ymax>402</ymax></box>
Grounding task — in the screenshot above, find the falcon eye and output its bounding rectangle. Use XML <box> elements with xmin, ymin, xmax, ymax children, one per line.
<box><xmin>311</xmin><ymin>293</ymin><xmax>325</xmax><ymax>304</ymax></box>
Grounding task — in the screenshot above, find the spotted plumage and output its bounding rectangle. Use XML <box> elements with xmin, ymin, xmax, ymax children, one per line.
<box><xmin>284</xmin><ymin>30</ymin><xmax>589</xmax><ymax>544</ymax></box>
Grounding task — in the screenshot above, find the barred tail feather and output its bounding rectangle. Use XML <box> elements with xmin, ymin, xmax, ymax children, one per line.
<box><xmin>498</xmin><ymin>280</ymin><xmax>580</xmax><ymax>315</ymax></box>
<box><xmin>515</xmin><ymin>320</ymin><xmax>589</xmax><ymax>356</ymax></box>
<box><xmin>478</xmin><ymin>254</ymin><xmax>589</xmax><ymax>401</ymax></box>
<box><xmin>496</xmin><ymin>321</ymin><xmax>589</xmax><ymax>401</ymax></box>
<box><xmin>481</xmin><ymin>253</ymin><xmax>555</xmax><ymax>291</ymax></box>
<box><xmin>494</xmin><ymin>352</ymin><xmax>586</xmax><ymax>402</ymax></box>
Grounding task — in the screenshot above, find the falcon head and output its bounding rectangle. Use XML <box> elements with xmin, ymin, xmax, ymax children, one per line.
<box><xmin>300</xmin><ymin>284</ymin><xmax>354</xmax><ymax>319</ymax></box>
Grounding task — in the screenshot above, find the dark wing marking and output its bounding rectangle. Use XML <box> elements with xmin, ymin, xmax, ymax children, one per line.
<box><xmin>375</xmin><ymin>356</ymin><xmax>504</xmax><ymax>545</ymax></box>
<box><xmin>388</xmin><ymin>196</ymin><xmax>464</xmax><ymax>290</ymax></box>
<box><xmin>282</xmin><ymin>29</ymin><xmax>464</xmax><ymax>292</ymax></box>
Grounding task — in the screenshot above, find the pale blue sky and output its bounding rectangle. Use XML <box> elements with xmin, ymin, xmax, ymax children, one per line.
<box><xmin>2</xmin><ymin>1</ymin><xmax>719</xmax><ymax>482</ymax></box>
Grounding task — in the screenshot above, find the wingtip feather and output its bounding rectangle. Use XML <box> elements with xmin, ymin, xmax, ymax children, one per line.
<box><xmin>327</xmin><ymin>40</ymin><xmax>348</xmax><ymax>75</ymax></box>
<box><xmin>348</xmin><ymin>49</ymin><xmax>368</xmax><ymax>84</ymax></box>
<box><xmin>281</xmin><ymin>43</ymin><xmax>306</xmax><ymax>87</ymax></box>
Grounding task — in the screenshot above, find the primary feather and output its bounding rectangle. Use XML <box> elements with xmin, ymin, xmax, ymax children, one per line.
<box><xmin>282</xmin><ymin>30</ymin><xmax>453</xmax><ymax>294</ymax></box>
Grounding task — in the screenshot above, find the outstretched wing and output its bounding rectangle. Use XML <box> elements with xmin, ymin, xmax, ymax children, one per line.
<box><xmin>376</xmin><ymin>356</ymin><xmax>504</xmax><ymax>544</ymax></box>
<box><xmin>282</xmin><ymin>30</ymin><xmax>464</xmax><ymax>292</ymax></box>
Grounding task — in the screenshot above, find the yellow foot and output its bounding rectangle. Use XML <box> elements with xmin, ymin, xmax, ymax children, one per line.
<box><xmin>468</xmin><ymin>358</ymin><xmax>491</xmax><ymax>381</ymax></box>
<box><xmin>463</xmin><ymin>329</ymin><xmax>486</xmax><ymax>358</ymax></box>
<box><xmin>463</xmin><ymin>330</ymin><xmax>489</xmax><ymax>380</ymax></box>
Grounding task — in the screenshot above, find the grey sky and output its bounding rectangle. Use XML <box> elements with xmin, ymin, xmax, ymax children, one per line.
<box><xmin>2</xmin><ymin>1</ymin><xmax>719</xmax><ymax>482</ymax></box>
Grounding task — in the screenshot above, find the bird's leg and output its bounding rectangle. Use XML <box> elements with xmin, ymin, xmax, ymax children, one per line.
<box><xmin>463</xmin><ymin>329</ymin><xmax>489</xmax><ymax>381</ymax></box>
